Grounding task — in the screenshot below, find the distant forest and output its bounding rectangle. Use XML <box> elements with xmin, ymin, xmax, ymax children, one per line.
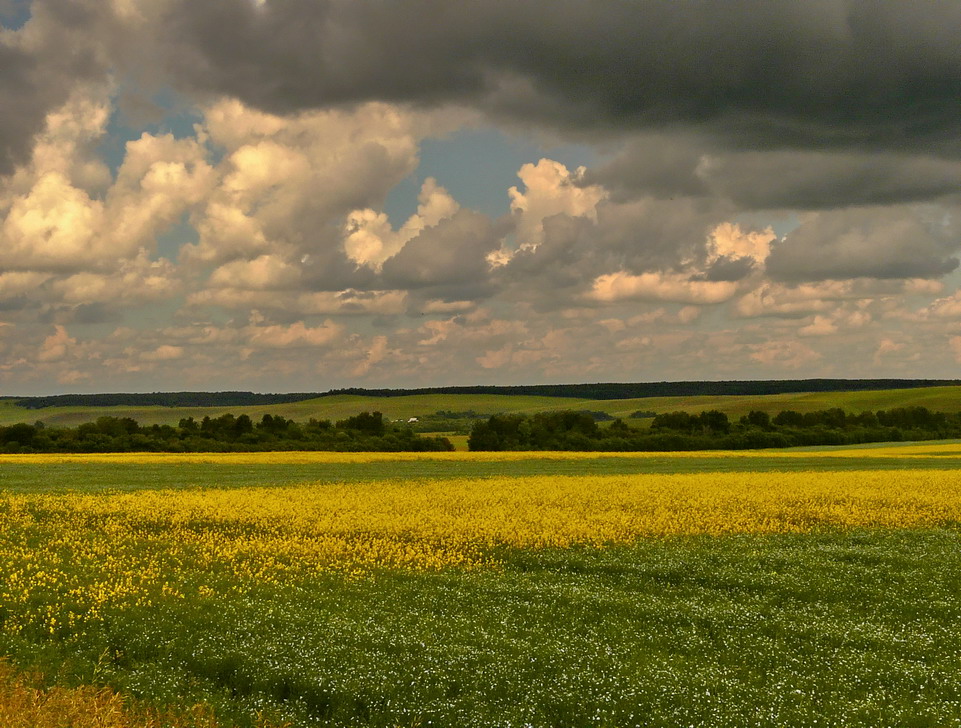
<box><xmin>13</xmin><ymin>379</ymin><xmax>961</xmax><ymax>409</ymax></box>
<box><xmin>14</xmin><ymin>391</ymin><xmax>317</xmax><ymax>409</ymax></box>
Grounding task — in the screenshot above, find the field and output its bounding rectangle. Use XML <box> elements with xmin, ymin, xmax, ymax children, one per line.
<box><xmin>0</xmin><ymin>446</ymin><xmax>960</xmax><ymax>726</ymax></box>
<box><xmin>7</xmin><ymin>384</ymin><xmax>961</xmax><ymax>429</ymax></box>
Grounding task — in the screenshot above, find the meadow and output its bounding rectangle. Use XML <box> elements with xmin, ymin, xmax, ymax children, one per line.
<box><xmin>7</xmin><ymin>384</ymin><xmax>961</xmax><ymax>428</ymax></box>
<box><xmin>0</xmin><ymin>447</ymin><xmax>959</xmax><ymax>726</ymax></box>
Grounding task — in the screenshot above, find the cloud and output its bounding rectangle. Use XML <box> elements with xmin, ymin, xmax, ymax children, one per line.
<box><xmin>750</xmin><ymin>340</ymin><xmax>822</xmax><ymax>370</ymax></box>
<box><xmin>589</xmin><ymin>140</ymin><xmax>961</xmax><ymax>209</ymax></box>
<box><xmin>0</xmin><ymin>121</ymin><xmax>209</xmax><ymax>275</ymax></box>
<box><xmin>381</xmin><ymin>208</ymin><xmax>502</xmax><ymax>294</ymax></box>
<box><xmin>140</xmin><ymin>344</ymin><xmax>184</xmax><ymax>361</ymax></box>
<box><xmin>343</xmin><ymin>178</ymin><xmax>459</xmax><ymax>271</ymax></box>
<box><xmin>589</xmin><ymin>270</ymin><xmax>739</xmax><ymax>305</ymax></box>
<box><xmin>0</xmin><ymin>1</ymin><xmax>114</xmax><ymax>175</ymax></box>
<box><xmin>707</xmin><ymin>222</ymin><xmax>775</xmax><ymax>265</ymax></box>
<box><xmin>922</xmin><ymin>290</ymin><xmax>961</xmax><ymax>319</ymax></box>
<box><xmin>36</xmin><ymin>324</ymin><xmax>76</xmax><ymax>363</ymax></box>
<box><xmin>149</xmin><ymin>1</ymin><xmax>961</xmax><ymax>156</ymax></box>
<box><xmin>48</xmin><ymin>252</ymin><xmax>181</xmax><ymax>305</ymax></box>
<box><xmin>798</xmin><ymin>315</ymin><xmax>839</xmax><ymax>337</ymax></box>
<box><xmin>695</xmin><ymin>222</ymin><xmax>775</xmax><ymax>281</ymax></box>
<box><xmin>698</xmin><ymin>150</ymin><xmax>961</xmax><ymax>210</ymax></box>
<box><xmin>569</xmin><ymin>219</ymin><xmax>774</xmax><ymax>308</ymax></box>
<box><xmin>508</xmin><ymin>159</ymin><xmax>605</xmax><ymax>249</ymax></box>
<box><xmin>208</xmin><ymin>254</ymin><xmax>302</xmax><ymax>291</ymax></box>
<box><xmin>2</xmin><ymin>171</ymin><xmax>107</xmax><ymax>272</ymax></box>
<box><xmin>177</xmin><ymin>98</ymin><xmax>473</xmax><ymax>306</ymax></box>
<box><xmin>7</xmin><ymin>3</ymin><xmax>961</xmax><ymax>390</ymax></box>
<box><xmin>351</xmin><ymin>334</ymin><xmax>390</xmax><ymax>377</ymax></box>
<box><xmin>418</xmin><ymin>299</ymin><xmax>475</xmax><ymax>315</ymax></box>
<box><xmin>107</xmin><ymin>131</ymin><xmax>215</xmax><ymax>249</ymax></box>
<box><xmin>0</xmin><ymin>271</ymin><xmax>53</xmax><ymax>301</ymax></box>
<box><xmin>186</xmin><ymin>288</ymin><xmax>408</xmax><ymax>317</ymax></box>
<box><xmin>243</xmin><ymin>319</ymin><xmax>342</xmax><ymax>350</ymax></box>
<box><xmin>495</xmin><ymin>191</ymin><xmax>735</xmax><ymax>309</ymax></box>
<box><xmin>486</xmin><ymin>159</ymin><xmax>606</xmax><ymax>270</ymax></box>
<box><xmin>766</xmin><ymin>207</ymin><xmax>960</xmax><ymax>282</ymax></box>
<box><xmin>578</xmin><ymin>134</ymin><xmax>710</xmax><ymax>202</ymax></box>
<box><xmin>0</xmin><ymin>85</ymin><xmax>198</xmax><ymax>323</ymax></box>
<box><xmin>874</xmin><ymin>337</ymin><xmax>905</xmax><ymax>365</ymax></box>
<box><xmin>734</xmin><ymin>279</ymin><xmax>933</xmax><ymax>319</ymax></box>
<box><xmin>183</xmin><ymin>98</ymin><xmax>434</xmax><ymax>273</ymax></box>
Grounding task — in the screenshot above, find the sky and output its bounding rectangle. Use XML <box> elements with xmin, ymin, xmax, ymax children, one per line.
<box><xmin>3</xmin><ymin>1</ymin><xmax>961</xmax><ymax>394</ymax></box>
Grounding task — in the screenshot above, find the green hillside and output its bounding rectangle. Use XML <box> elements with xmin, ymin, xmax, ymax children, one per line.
<box><xmin>5</xmin><ymin>385</ymin><xmax>961</xmax><ymax>430</ymax></box>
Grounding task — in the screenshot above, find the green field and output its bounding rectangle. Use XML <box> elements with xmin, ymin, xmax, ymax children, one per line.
<box><xmin>0</xmin><ymin>448</ymin><xmax>960</xmax><ymax>726</ymax></box>
<box><xmin>8</xmin><ymin>530</ymin><xmax>957</xmax><ymax>728</ymax></box>
<box><xmin>4</xmin><ymin>445</ymin><xmax>961</xmax><ymax>494</ymax></box>
<box><xmin>7</xmin><ymin>385</ymin><xmax>961</xmax><ymax>429</ymax></box>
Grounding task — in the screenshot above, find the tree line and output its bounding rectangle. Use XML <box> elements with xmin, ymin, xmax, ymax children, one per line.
<box><xmin>16</xmin><ymin>391</ymin><xmax>318</xmax><ymax>409</ymax></box>
<box><xmin>0</xmin><ymin>412</ymin><xmax>453</xmax><ymax>453</ymax></box>
<box><xmin>319</xmin><ymin>379</ymin><xmax>961</xmax><ymax>400</ymax></box>
<box><xmin>467</xmin><ymin>406</ymin><xmax>961</xmax><ymax>451</ymax></box>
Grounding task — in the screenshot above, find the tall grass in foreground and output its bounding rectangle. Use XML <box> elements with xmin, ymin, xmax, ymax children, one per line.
<box><xmin>0</xmin><ymin>660</ymin><xmax>290</xmax><ymax>727</ymax></box>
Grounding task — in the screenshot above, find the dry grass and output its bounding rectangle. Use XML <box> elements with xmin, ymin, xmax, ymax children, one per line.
<box><xmin>0</xmin><ymin>661</ymin><xmax>288</xmax><ymax>728</ymax></box>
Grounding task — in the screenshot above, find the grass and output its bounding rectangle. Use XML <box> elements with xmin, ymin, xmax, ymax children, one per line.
<box><xmin>1</xmin><ymin>448</ymin><xmax>960</xmax><ymax>726</ymax></box>
<box><xmin>8</xmin><ymin>385</ymin><xmax>961</xmax><ymax>428</ymax></box>
<box><xmin>0</xmin><ymin>661</ymin><xmax>241</xmax><ymax>728</ymax></box>
<box><xmin>0</xmin><ymin>394</ymin><xmax>578</xmax><ymax>428</ymax></box>
<box><xmin>1</xmin><ymin>530</ymin><xmax>959</xmax><ymax>727</ymax></box>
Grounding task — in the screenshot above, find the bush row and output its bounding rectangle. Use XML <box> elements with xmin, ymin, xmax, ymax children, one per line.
<box><xmin>0</xmin><ymin>412</ymin><xmax>453</xmax><ymax>453</ymax></box>
<box><xmin>467</xmin><ymin>406</ymin><xmax>961</xmax><ymax>451</ymax></box>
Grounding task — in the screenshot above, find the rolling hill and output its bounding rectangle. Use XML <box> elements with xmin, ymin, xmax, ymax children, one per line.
<box><xmin>5</xmin><ymin>384</ymin><xmax>961</xmax><ymax>430</ymax></box>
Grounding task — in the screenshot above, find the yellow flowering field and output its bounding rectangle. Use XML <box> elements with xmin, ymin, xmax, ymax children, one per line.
<box><xmin>1</xmin><ymin>468</ymin><xmax>959</xmax><ymax>640</ymax></box>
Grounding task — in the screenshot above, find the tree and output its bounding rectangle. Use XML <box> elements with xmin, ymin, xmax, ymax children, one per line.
<box><xmin>773</xmin><ymin>410</ymin><xmax>804</xmax><ymax>427</ymax></box>
<box><xmin>651</xmin><ymin>411</ymin><xmax>695</xmax><ymax>432</ymax></box>
<box><xmin>336</xmin><ymin>411</ymin><xmax>385</xmax><ymax>436</ymax></box>
<box><xmin>234</xmin><ymin>414</ymin><xmax>253</xmax><ymax>435</ymax></box>
<box><xmin>607</xmin><ymin>418</ymin><xmax>631</xmax><ymax>435</ymax></box>
<box><xmin>1</xmin><ymin>423</ymin><xmax>36</xmax><ymax>447</ymax></box>
<box><xmin>741</xmin><ymin>410</ymin><xmax>771</xmax><ymax>429</ymax></box>
<box><xmin>467</xmin><ymin>421</ymin><xmax>501</xmax><ymax>450</ymax></box>
<box><xmin>697</xmin><ymin>410</ymin><xmax>730</xmax><ymax>435</ymax></box>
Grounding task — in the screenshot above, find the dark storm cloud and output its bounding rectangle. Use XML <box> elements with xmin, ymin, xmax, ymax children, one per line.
<box><xmin>159</xmin><ymin>0</ymin><xmax>961</xmax><ymax>151</ymax></box>
<box><xmin>0</xmin><ymin>43</ymin><xmax>40</xmax><ymax>174</ymax></box>
<box><xmin>703</xmin><ymin>152</ymin><xmax>961</xmax><ymax>210</ymax></box>
<box><xmin>766</xmin><ymin>207</ymin><xmax>961</xmax><ymax>281</ymax></box>
<box><xmin>579</xmin><ymin>136</ymin><xmax>710</xmax><ymax>203</ymax></box>
<box><xmin>0</xmin><ymin>0</ymin><xmax>111</xmax><ymax>175</ymax></box>
<box><xmin>585</xmin><ymin>140</ymin><xmax>961</xmax><ymax>210</ymax></box>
